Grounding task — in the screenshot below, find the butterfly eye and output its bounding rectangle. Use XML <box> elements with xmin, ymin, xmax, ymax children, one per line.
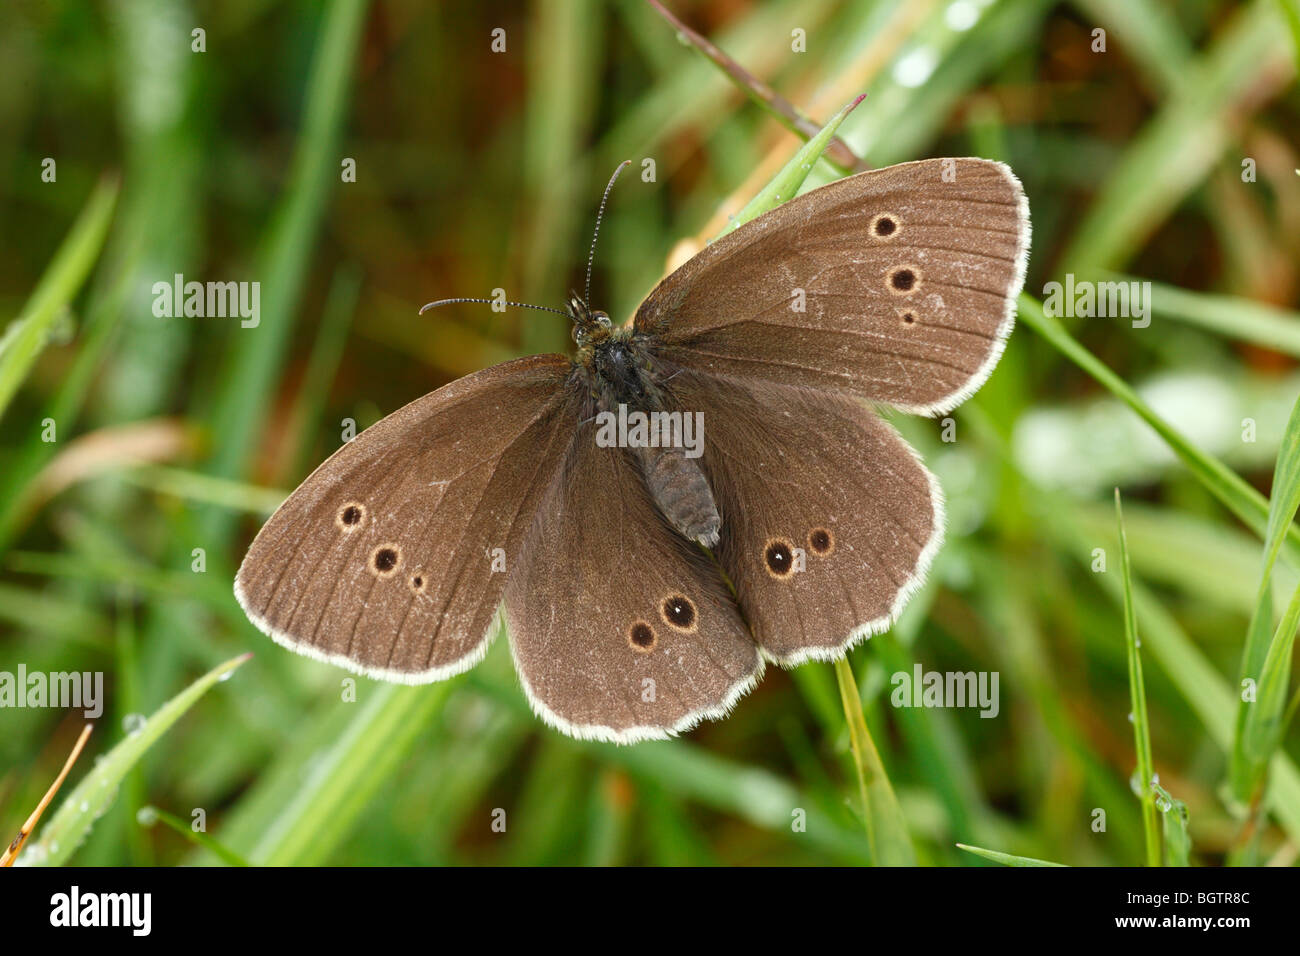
<box><xmin>887</xmin><ymin>266</ymin><xmax>921</xmax><ymax>294</ymax></box>
<box><xmin>335</xmin><ymin>501</ymin><xmax>367</xmax><ymax>531</ymax></box>
<box><xmin>660</xmin><ymin>594</ymin><xmax>698</xmax><ymax>632</ymax></box>
<box><xmin>593</xmin><ymin>311</ymin><xmax>611</xmax><ymax>329</ymax></box>
<box><xmin>628</xmin><ymin>620</ymin><xmax>657</xmax><ymax>652</ymax></box>
<box><xmin>369</xmin><ymin>545</ymin><xmax>402</xmax><ymax>577</ymax></box>
<box><xmin>870</xmin><ymin>213</ymin><xmax>900</xmax><ymax>238</ymax></box>
<box><xmin>763</xmin><ymin>538</ymin><xmax>797</xmax><ymax>579</ymax></box>
<box><xmin>808</xmin><ymin>528</ymin><xmax>835</xmax><ymax>556</ymax></box>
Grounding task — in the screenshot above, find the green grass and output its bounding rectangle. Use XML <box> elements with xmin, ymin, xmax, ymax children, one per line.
<box><xmin>1</xmin><ymin>0</ymin><xmax>1299</xmax><ymax>866</ymax></box>
<box><xmin>1115</xmin><ymin>489</ymin><xmax>1160</xmax><ymax>866</ymax></box>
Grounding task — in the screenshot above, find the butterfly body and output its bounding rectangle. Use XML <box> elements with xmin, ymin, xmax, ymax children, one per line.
<box><xmin>236</xmin><ymin>157</ymin><xmax>1030</xmax><ymax>742</ymax></box>
<box><xmin>575</xmin><ymin>318</ymin><xmax>722</xmax><ymax>546</ymax></box>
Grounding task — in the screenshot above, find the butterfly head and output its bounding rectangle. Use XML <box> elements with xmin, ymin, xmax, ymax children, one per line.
<box><xmin>568</xmin><ymin>290</ymin><xmax>612</xmax><ymax>348</ymax></box>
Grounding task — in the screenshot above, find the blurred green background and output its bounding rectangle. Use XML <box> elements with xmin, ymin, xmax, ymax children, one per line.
<box><xmin>2</xmin><ymin>0</ymin><xmax>1299</xmax><ymax>866</ymax></box>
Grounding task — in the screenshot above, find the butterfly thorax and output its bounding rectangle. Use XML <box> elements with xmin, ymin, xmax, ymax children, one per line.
<box><xmin>575</xmin><ymin>324</ymin><xmax>721</xmax><ymax>548</ymax></box>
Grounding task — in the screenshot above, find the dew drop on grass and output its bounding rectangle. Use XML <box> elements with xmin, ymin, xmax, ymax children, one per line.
<box><xmin>1129</xmin><ymin>769</ymin><xmax>1143</xmax><ymax>796</ymax></box>
<box><xmin>123</xmin><ymin>713</ymin><xmax>146</xmax><ymax>736</ymax></box>
<box><xmin>136</xmin><ymin>806</ymin><xmax>159</xmax><ymax>826</ymax></box>
<box><xmin>1156</xmin><ymin>795</ymin><xmax>1171</xmax><ymax>812</ymax></box>
<box><xmin>218</xmin><ymin>668</ymin><xmax>235</xmax><ymax>682</ymax></box>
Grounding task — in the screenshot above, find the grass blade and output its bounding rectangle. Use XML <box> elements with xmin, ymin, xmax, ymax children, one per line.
<box><xmin>955</xmin><ymin>843</ymin><xmax>1067</xmax><ymax>867</ymax></box>
<box><xmin>21</xmin><ymin>653</ymin><xmax>250</xmax><ymax>866</ymax></box>
<box><xmin>716</xmin><ymin>94</ymin><xmax>865</xmax><ymax>239</ymax></box>
<box><xmin>645</xmin><ymin>0</ymin><xmax>865</xmax><ymax>172</ymax></box>
<box><xmin>1151</xmin><ymin>783</ymin><xmax>1190</xmax><ymax>866</ymax></box>
<box><xmin>1116</xmin><ymin>489</ymin><xmax>1160</xmax><ymax>866</ymax></box>
<box><xmin>1111</xmin><ymin>274</ymin><xmax>1300</xmax><ymax>358</ymax></box>
<box><xmin>1059</xmin><ymin>1</ymin><xmax>1290</xmax><ymax>273</ymax></box>
<box><xmin>136</xmin><ymin>805</ymin><xmax>250</xmax><ymax>867</ymax></box>
<box><xmin>834</xmin><ymin>656</ymin><xmax>915</xmax><ymax>865</ymax></box>
<box><xmin>1231</xmin><ymin>393</ymin><xmax>1300</xmax><ymax>802</ymax></box>
<box><xmin>201</xmin><ymin>680</ymin><xmax>453</xmax><ymax>866</ymax></box>
<box><xmin>0</xmin><ymin>176</ymin><xmax>119</xmax><ymax>423</ymax></box>
<box><xmin>1018</xmin><ymin>295</ymin><xmax>1300</xmax><ymax>563</ymax></box>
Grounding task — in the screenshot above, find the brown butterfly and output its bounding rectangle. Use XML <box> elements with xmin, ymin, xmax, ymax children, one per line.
<box><xmin>235</xmin><ymin>157</ymin><xmax>1029</xmax><ymax>742</ymax></box>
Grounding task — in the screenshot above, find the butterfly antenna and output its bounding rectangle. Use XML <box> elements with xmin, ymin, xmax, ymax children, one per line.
<box><xmin>418</xmin><ymin>297</ymin><xmax>570</xmax><ymax>318</ymax></box>
<box><xmin>584</xmin><ymin>159</ymin><xmax>633</xmax><ymax>309</ymax></box>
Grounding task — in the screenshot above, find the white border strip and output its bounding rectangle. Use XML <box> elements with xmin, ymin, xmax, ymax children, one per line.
<box><xmin>505</xmin><ymin>606</ymin><xmax>766</xmax><ymax>745</ymax></box>
<box><xmin>233</xmin><ymin>577</ymin><xmax>500</xmax><ymax>685</ymax></box>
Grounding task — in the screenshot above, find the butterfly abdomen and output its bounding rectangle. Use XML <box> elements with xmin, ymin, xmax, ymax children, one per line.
<box><xmin>633</xmin><ymin>444</ymin><xmax>720</xmax><ymax>546</ymax></box>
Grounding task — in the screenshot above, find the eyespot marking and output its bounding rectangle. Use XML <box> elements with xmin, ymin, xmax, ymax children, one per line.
<box><xmin>370</xmin><ymin>545</ymin><xmax>402</xmax><ymax>577</ymax></box>
<box><xmin>888</xmin><ymin>266</ymin><xmax>920</xmax><ymax>294</ymax></box>
<box><xmin>628</xmin><ymin>620</ymin><xmax>657</xmax><ymax>652</ymax></box>
<box><xmin>660</xmin><ymin>594</ymin><xmax>698</xmax><ymax>632</ymax></box>
<box><xmin>409</xmin><ymin>572</ymin><xmax>426</xmax><ymax>594</ymax></box>
<box><xmin>764</xmin><ymin>538</ymin><xmax>796</xmax><ymax>579</ymax></box>
<box><xmin>900</xmin><ymin>310</ymin><xmax>916</xmax><ymax>325</ymax></box>
<box><xmin>336</xmin><ymin>502</ymin><xmax>366</xmax><ymax>531</ymax></box>
<box><xmin>871</xmin><ymin>214</ymin><xmax>899</xmax><ymax>238</ymax></box>
<box><xmin>808</xmin><ymin>527</ymin><xmax>835</xmax><ymax>556</ymax></box>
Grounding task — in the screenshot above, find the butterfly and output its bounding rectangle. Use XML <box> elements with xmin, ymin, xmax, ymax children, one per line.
<box><xmin>235</xmin><ymin>157</ymin><xmax>1029</xmax><ymax>743</ymax></box>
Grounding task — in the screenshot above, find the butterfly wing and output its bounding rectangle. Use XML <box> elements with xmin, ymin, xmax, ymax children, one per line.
<box><xmin>666</xmin><ymin>369</ymin><xmax>941</xmax><ymax>665</ymax></box>
<box><xmin>235</xmin><ymin>354</ymin><xmax>579</xmax><ymax>682</ymax></box>
<box><xmin>504</xmin><ymin>425</ymin><xmax>763</xmax><ymax>742</ymax></box>
<box><xmin>635</xmin><ymin>158</ymin><xmax>1029</xmax><ymax>416</ymax></box>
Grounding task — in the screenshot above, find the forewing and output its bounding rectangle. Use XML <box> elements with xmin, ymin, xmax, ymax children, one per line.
<box><xmin>235</xmin><ymin>354</ymin><xmax>578</xmax><ymax>682</ymax></box>
<box><xmin>636</xmin><ymin>158</ymin><xmax>1029</xmax><ymax>415</ymax></box>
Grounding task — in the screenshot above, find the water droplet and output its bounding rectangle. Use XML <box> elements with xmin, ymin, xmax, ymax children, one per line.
<box><xmin>1156</xmin><ymin>796</ymin><xmax>1171</xmax><ymax>812</ymax></box>
<box><xmin>218</xmin><ymin>669</ymin><xmax>235</xmax><ymax>682</ymax></box>
<box><xmin>136</xmin><ymin>806</ymin><xmax>159</xmax><ymax>826</ymax></box>
<box><xmin>123</xmin><ymin>713</ymin><xmax>146</xmax><ymax>736</ymax></box>
<box><xmin>1129</xmin><ymin>769</ymin><xmax>1143</xmax><ymax>796</ymax></box>
<box><xmin>1127</xmin><ymin>711</ymin><xmax>1135</xmax><ymax>723</ymax></box>
<box><xmin>945</xmin><ymin>0</ymin><xmax>980</xmax><ymax>32</ymax></box>
<box><xmin>79</xmin><ymin>801</ymin><xmax>89</xmax><ymax>812</ymax></box>
<box><xmin>892</xmin><ymin>47</ymin><xmax>938</xmax><ymax>88</ymax></box>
